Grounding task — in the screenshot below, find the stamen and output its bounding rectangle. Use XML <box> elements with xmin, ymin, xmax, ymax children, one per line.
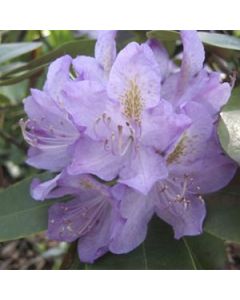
<box><xmin>119</xmin><ymin>136</ymin><xmax>133</xmax><ymax>156</ymax></box>
<box><xmin>104</xmin><ymin>139</ymin><xmax>110</xmax><ymax>151</ymax></box>
<box><xmin>110</xmin><ymin>132</ymin><xmax>117</xmax><ymax>155</ymax></box>
<box><xmin>93</xmin><ymin>116</ymin><xmax>102</xmax><ymax>137</ymax></box>
<box><xmin>117</xmin><ymin>125</ymin><xmax>123</xmax><ymax>151</ymax></box>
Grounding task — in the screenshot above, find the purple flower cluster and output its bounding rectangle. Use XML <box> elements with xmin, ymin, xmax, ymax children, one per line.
<box><xmin>21</xmin><ymin>30</ymin><xmax>237</xmax><ymax>263</ymax></box>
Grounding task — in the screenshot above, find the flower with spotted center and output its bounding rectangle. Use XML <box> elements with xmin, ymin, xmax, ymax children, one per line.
<box><xmin>50</xmin><ymin>36</ymin><xmax>191</xmax><ymax>195</ymax></box>
<box><xmin>23</xmin><ymin>30</ymin><xmax>237</xmax><ymax>262</ymax></box>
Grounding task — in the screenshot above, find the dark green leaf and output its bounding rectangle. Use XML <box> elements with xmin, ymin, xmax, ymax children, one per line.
<box><xmin>186</xmin><ymin>233</ymin><xmax>227</xmax><ymax>270</ymax></box>
<box><xmin>0</xmin><ymin>42</ymin><xmax>42</xmax><ymax>64</ymax></box>
<box><xmin>204</xmin><ymin>172</ymin><xmax>240</xmax><ymax>243</ymax></box>
<box><xmin>0</xmin><ymin>173</ymin><xmax>69</xmax><ymax>242</ymax></box>
<box><xmin>0</xmin><ymin>64</ymin><xmax>46</xmax><ymax>86</ymax></box>
<box><xmin>147</xmin><ymin>30</ymin><xmax>179</xmax><ymax>41</ymax></box>
<box><xmin>218</xmin><ymin>87</ymin><xmax>240</xmax><ymax>164</ymax></box>
<box><xmin>0</xmin><ymin>93</ymin><xmax>11</xmax><ymax>106</ymax></box>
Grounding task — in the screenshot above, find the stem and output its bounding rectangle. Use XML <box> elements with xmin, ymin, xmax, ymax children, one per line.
<box><xmin>0</xmin><ymin>129</ymin><xmax>26</xmax><ymax>151</ymax></box>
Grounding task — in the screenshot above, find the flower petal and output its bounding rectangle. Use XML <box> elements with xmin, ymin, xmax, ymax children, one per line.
<box><xmin>119</xmin><ymin>146</ymin><xmax>168</xmax><ymax>195</ymax></box>
<box><xmin>107</xmin><ymin>42</ymin><xmax>161</xmax><ymax>110</ymax></box>
<box><xmin>30</xmin><ymin>171</ymin><xmax>85</xmax><ymax>201</ymax></box>
<box><xmin>77</xmin><ymin>205</ymin><xmax>120</xmax><ymax>263</ymax></box>
<box><xmin>166</xmin><ymin>102</ymin><xmax>213</xmax><ymax>171</ymax></box>
<box><xmin>31</xmin><ymin>174</ymin><xmax>61</xmax><ymax>201</ymax></box>
<box><xmin>68</xmin><ymin>136</ymin><xmax>123</xmax><ymax>181</ymax></box>
<box><xmin>26</xmin><ymin>143</ymin><xmax>74</xmax><ymax>172</ymax></box>
<box><xmin>24</xmin><ymin>89</ymin><xmax>78</xmax><ymax>137</ymax></box>
<box><xmin>161</xmin><ymin>73</ymin><xmax>179</xmax><ymax>102</ymax></box>
<box><xmin>141</xmin><ymin>99</ymin><xmax>191</xmax><ymax>152</ymax></box>
<box><xmin>188</xmin><ymin>132</ymin><xmax>237</xmax><ymax>194</ymax></box>
<box><xmin>95</xmin><ymin>30</ymin><xmax>117</xmax><ymax>76</ymax></box>
<box><xmin>178</xmin><ymin>30</ymin><xmax>205</xmax><ymax>95</ymax></box>
<box><xmin>177</xmin><ymin>70</ymin><xmax>231</xmax><ymax>116</ymax></box>
<box><xmin>60</xmin><ymin>80</ymin><xmax>108</xmax><ymax>139</ymax></box>
<box><xmin>110</xmin><ymin>184</ymin><xmax>154</xmax><ymax>253</ymax></box>
<box><xmin>72</xmin><ymin>56</ymin><xmax>104</xmax><ymax>83</ymax></box>
<box><xmin>22</xmin><ymin>89</ymin><xmax>79</xmax><ymax>171</ymax></box>
<box><xmin>43</xmin><ymin>55</ymin><xmax>72</xmax><ymax>103</ymax></box>
<box><xmin>47</xmin><ymin>192</ymin><xmax>109</xmax><ymax>243</ymax></box>
<box><xmin>154</xmin><ymin>184</ymin><xmax>206</xmax><ymax>239</ymax></box>
<box><xmin>147</xmin><ymin>39</ymin><xmax>171</xmax><ymax>81</ymax></box>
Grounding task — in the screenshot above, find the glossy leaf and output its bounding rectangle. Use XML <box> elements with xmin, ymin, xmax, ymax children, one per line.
<box><xmin>0</xmin><ymin>65</ymin><xmax>47</xmax><ymax>86</ymax></box>
<box><xmin>198</xmin><ymin>32</ymin><xmax>240</xmax><ymax>51</ymax></box>
<box><xmin>186</xmin><ymin>233</ymin><xmax>227</xmax><ymax>270</ymax></box>
<box><xmin>0</xmin><ymin>173</ymin><xmax>69</xmax><ymax>242</ymax></box>
<box><xmin>0</xmin><ymin>62</ymin><xmax>26</xmax><ymax>77</ymax></box>
<box><xmin>218</xmin><ymin>87</ymin><xmax>240</xmax><ymax>164</ymax></box>
<box><xmin>204</xmin><ymin>172</ymin><xmax>240</xmax><ymax>243</ymax></box>
<box><xmin>147</xmin><ymin>31</ymin><xmax>240</xmax><ymax>54</ymax></box>
<box><xmin>0</xmin><ymin>42</ymin><xmax>42</xmax><ymax>64</ymax></box>
<box><xmin>2</xmin><ymin>39</ymin><xmax>95</xmax><ymax>79</ymax></box>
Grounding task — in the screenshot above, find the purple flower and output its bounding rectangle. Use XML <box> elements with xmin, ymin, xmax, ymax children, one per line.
<box><xmin>31</xmin><ymin>171</ymin><xmax>124</xmax><ymax>263</ymax></box>
<box><xmin>109</xmin><ymin>105</ymin><xmax>236</xmax><ymax>253</ymax></box>
<box><xmin>52</xmin><ymin>39</ymin><xmax>191</xmax><ymax>195</ymax></box>
<box><xmin>22</xmin><ymin>30</ymin><xmax>237</xmax><ymax>262</ymax></box>
<box><xmin>107</xmin><ymin>31</ymin><xmax>238</xmax><ymax>252</ymax></box>
<box><xmin>161</xmin><ymin>31</ymin><xmax>231</xmax><ymax>117</ymax></box>
<box><xmin>20</xmin><ymin>56</ymin><xmax>81</xmax><ymax>171</ymax></box>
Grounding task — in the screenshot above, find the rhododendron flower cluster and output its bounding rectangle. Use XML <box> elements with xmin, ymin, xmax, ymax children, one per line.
<box><xmin>21</xmin><ymin>30</ymin><xmax>237</xmax><ymax>263</ymax></box>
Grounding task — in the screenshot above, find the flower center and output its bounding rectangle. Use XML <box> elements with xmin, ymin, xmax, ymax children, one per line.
<box><xmin>157</xmin><ymin>175</ymin><xmax>204</xmax><ymax>210</ymax></box>
<box><xmin>167</xmin><ymin>135</ymin><xmax>187</xmax><ymax>165</ymax></box>
<box><xmin>94</xmin><ymin>113</ymin><xmax>134</xmax><ymax>156</ymax></box>
<box><xmin>121</xmin><ymin>80</ymin><xmax>143</xmax><ymax>125</ymax></box>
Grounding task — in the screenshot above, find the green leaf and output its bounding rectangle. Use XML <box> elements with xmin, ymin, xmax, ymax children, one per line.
<box><xmin>204</xmin><ymin>172</ymin><xmax>240</xmax><ymax>243</ymax></box>
<box><xmin>218</xmin><ymin>87</ymin><xmax>240</xmax><ymax>164</ymax></box>
<box><xmin>198</xmin><ymin>32</ymin><xmax>240</xmax><ymax>51</ymax></box>
<box><xmin>0</xmin><ymin>93</ymin><xmax>11</xmax><ymax>106</ymax></box>
<box><xmin>0</xmin><ymin>42</ymin><xmax>42</xmax><ymax>64</ymax></box>
<box><xmin>0</xmin><ymin>173</ymin><xmax>69</xmax><ymax>242</ymax></box>
<box><xmin>1</xmin><ymin>39</ymin><xmax>95</xmax><ymax>80</ymax></box>
<box><xmin>0</xmin><ymin>62</ymin><xmax>26</xmax><ymax>77</ymax></box>
<box><xmin>0</xmin><ymin>65</ymin><xmax>46</xmax><ymax>86</ymax></box>
<box><xmin>147</xmin><ymin>31</ymin><xmax>240</xmax><ymax>56</ymax></box>
<box><xmin>47</xmin><ymin>30</ymin><xmax>75</xmax><ymax>48</ymax></box>
<box><xmin>147</xmin><ymin>30</ymin><xmax>179</xmax><ymax>41</ymax></box>
<box><xmin>64</xmin><ymin>217</ymin><xmax>198</xmax><ymax>270</ymax></box>
<box><xmin>0</xmin><ymin>80</ymin><xmax>29</xmax><ymax>104</ymax></box>
<box><xmin>186</xmin><ymin>233</ymin><xmax>227</xmax><ymax>269</ymax></box>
